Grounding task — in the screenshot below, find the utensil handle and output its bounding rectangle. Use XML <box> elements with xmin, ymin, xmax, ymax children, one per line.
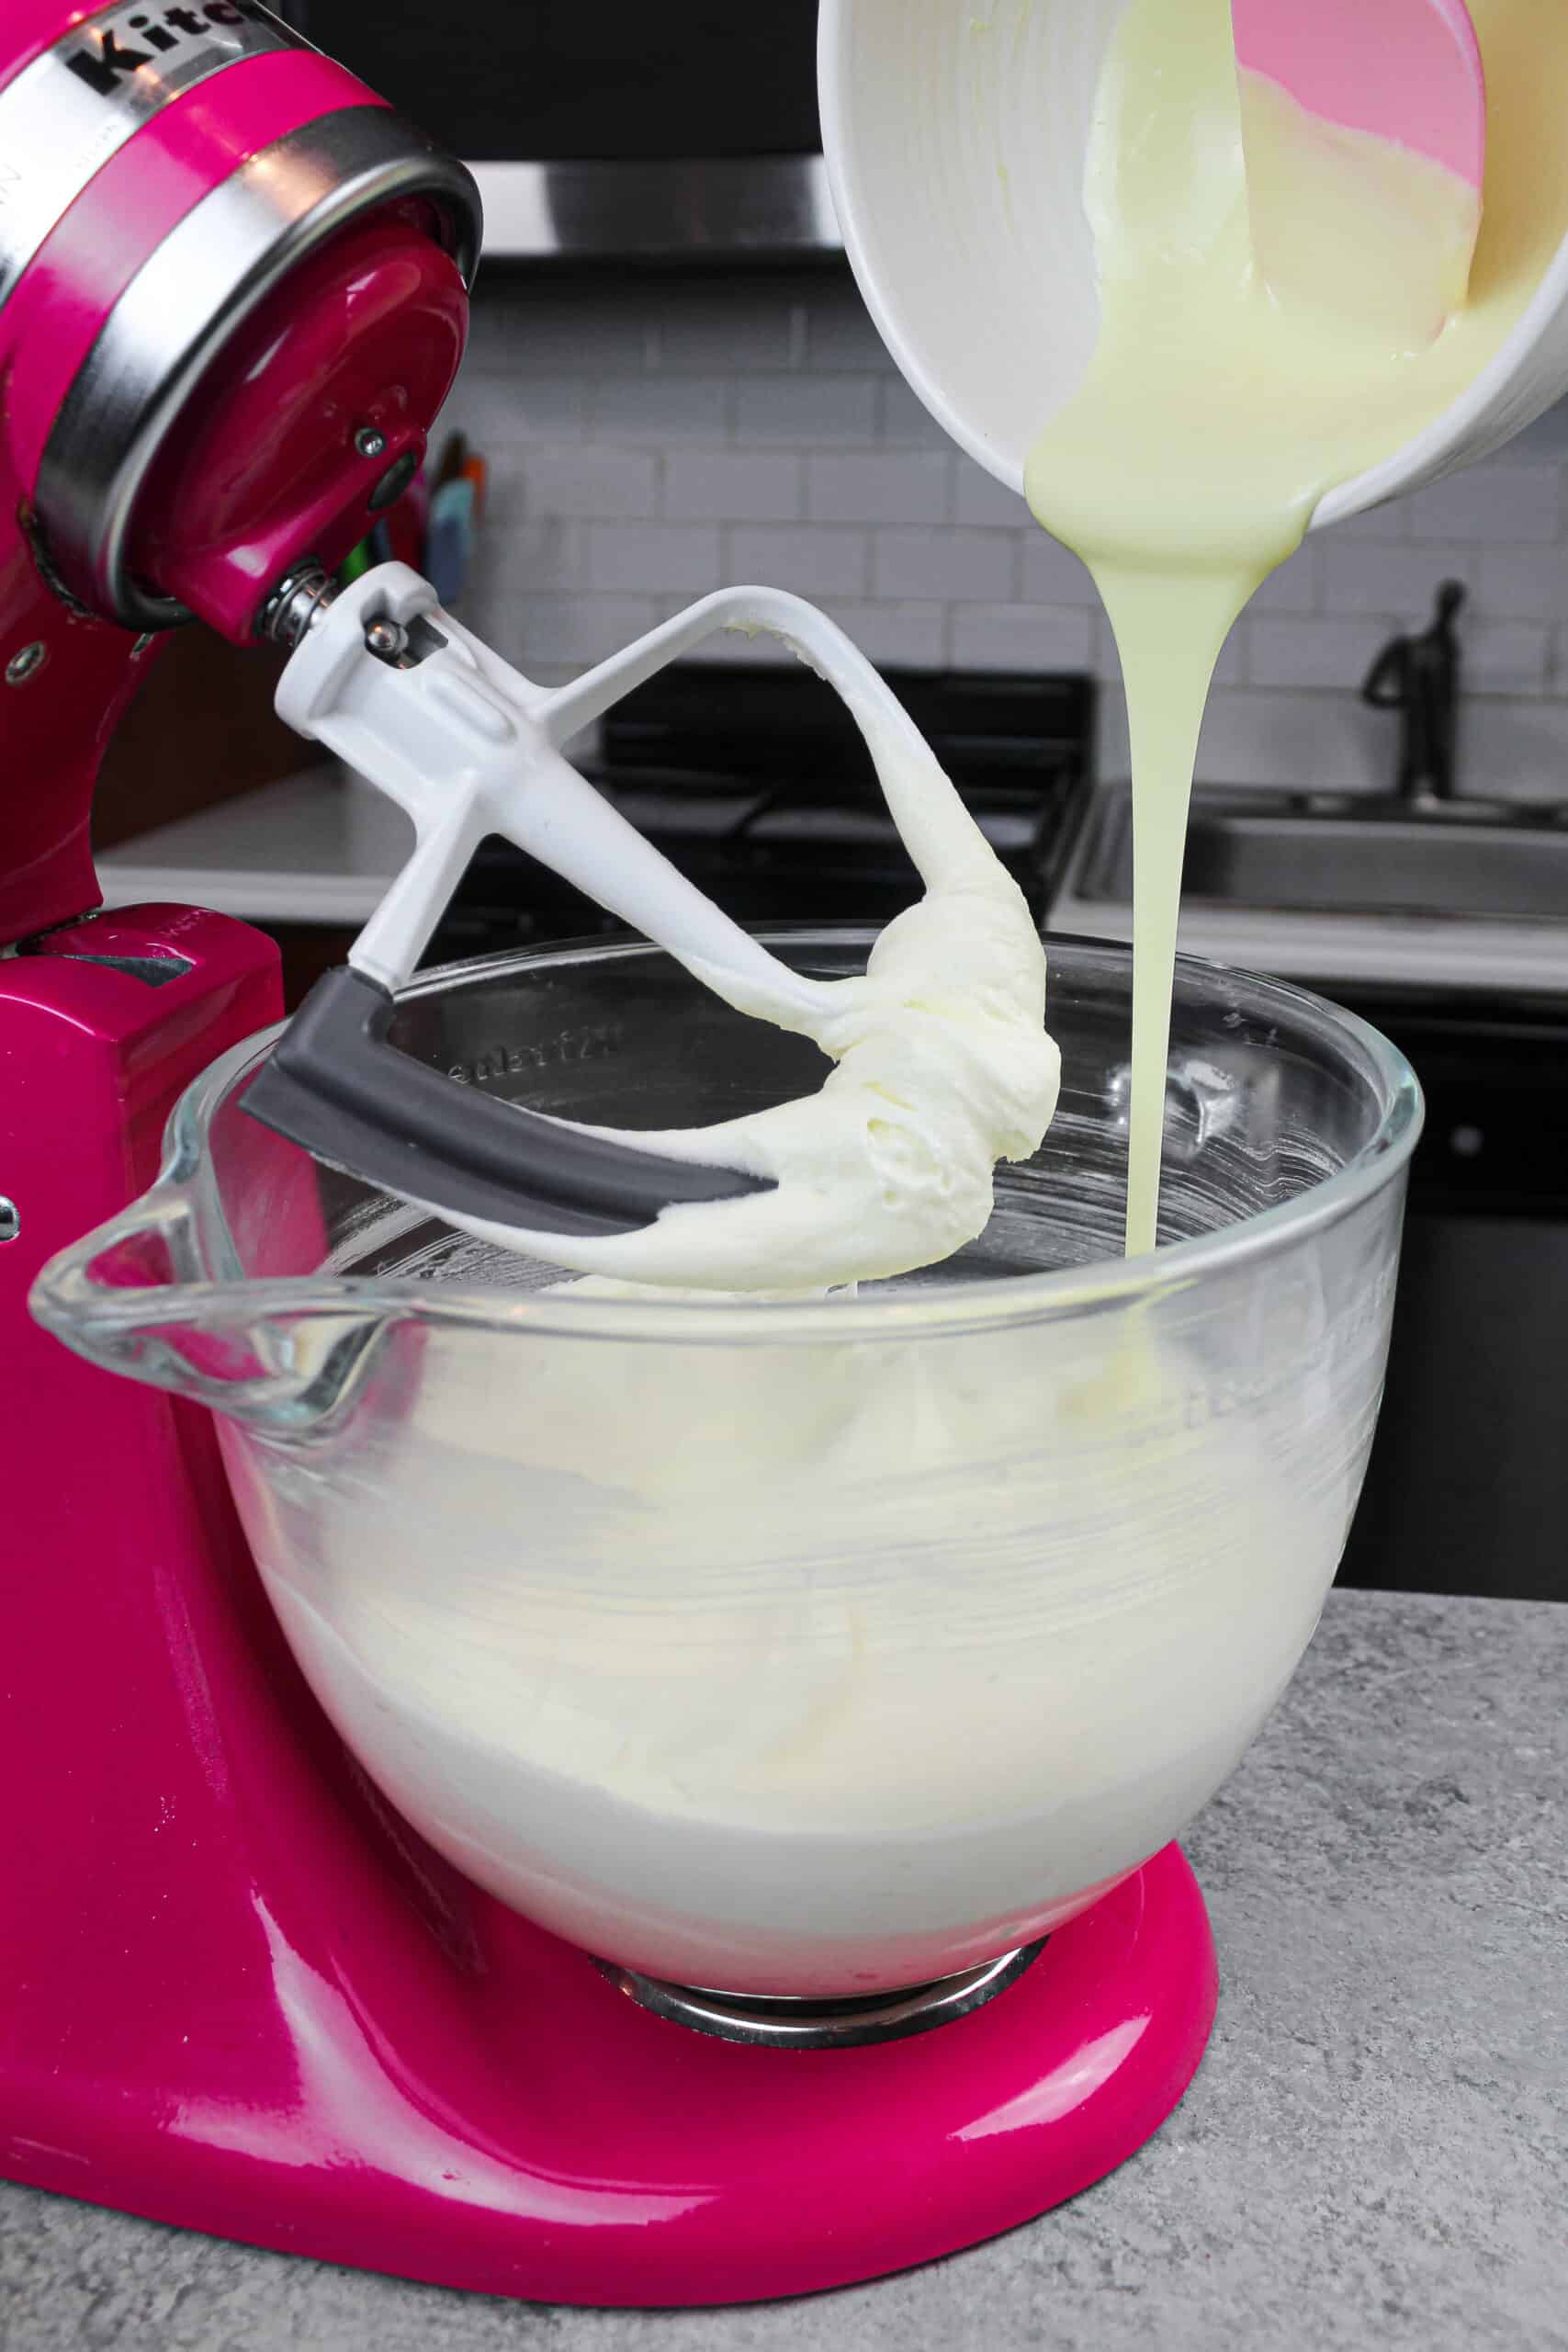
<box><xmin>29</xmin><ymin>1185</ymin><xmax>369</xmax><ymax>1431</ymax></box>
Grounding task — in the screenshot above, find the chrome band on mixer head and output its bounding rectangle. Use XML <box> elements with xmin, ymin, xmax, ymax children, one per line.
<box><xmin>0</xmin><ymin>2</ymin><xmax>308</xmax><ymax>314</ymax></box>
<box><xmin>33</xmin><ymin>108</ymin><xmax>482</xmax><ymax>630</ymax></box>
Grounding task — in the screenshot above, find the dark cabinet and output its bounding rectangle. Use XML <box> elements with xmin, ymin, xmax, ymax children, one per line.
<box><xmin>284</xmin><ymin>2</ymin><xmax>822</xmax><ymax>161</ymax></box>
<box><xmin>1341</xmin><ymin>1212</ymin><xmax>1568</xmax><ymax>1604</ymax></box>
<box><xmin>1336</xmin><ymin>993</ymin><xmax>1568</xmax><ymax>1605</ymax></box>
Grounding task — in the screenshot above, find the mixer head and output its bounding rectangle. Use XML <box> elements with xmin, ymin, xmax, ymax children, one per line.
<box><xmin>0</xmin><ymin>0</ymin><xmax>485</xmax><ymax>949</ymax></box>
<box><xmin>0</xmin><ymin>1</ymin><xmax>479</xmax><ymax>640</ymax></box>
<box><xmin>0</xmin><ymin>5</ymin><xmax>775</xmax><ymax>1232</ymax></box>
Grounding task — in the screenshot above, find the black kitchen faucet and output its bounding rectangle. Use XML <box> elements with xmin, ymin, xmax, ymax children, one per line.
<box><xmin>1361</xmin><ymin>580</ymin><xmax>1466</xmax><ymax>804</ymax></box>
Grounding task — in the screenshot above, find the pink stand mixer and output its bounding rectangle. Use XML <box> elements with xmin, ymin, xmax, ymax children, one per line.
<box><xmin>0</xmin><ymin>1</ymin><xmax>1222</xmax><ymax>2307</ymax></box>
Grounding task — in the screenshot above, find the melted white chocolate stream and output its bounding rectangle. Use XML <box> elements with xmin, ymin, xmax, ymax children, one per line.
<box><xmin>1026</xmin><ymin>0</ymin><xmax>1566</xmax><ymax>1255</ymax></box>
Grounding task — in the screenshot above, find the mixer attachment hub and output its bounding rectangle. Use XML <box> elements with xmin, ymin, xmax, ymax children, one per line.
<box><xmin>259</xmin><ymin>560</ymin><xmax>340</xmax><ymax>650</ymax></box>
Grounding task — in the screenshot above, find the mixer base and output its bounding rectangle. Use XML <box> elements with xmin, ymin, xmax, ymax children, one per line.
<box><xmin>3</xmin><ymin>1845</ymin><xmax>1216</xmax><ymax>2309</ymax></box>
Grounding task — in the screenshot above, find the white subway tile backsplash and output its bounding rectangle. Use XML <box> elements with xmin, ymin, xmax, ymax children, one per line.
<box><xmin>954</xmin><ymin>462</ymin><xmax>1030</xmax><ymax>529</ymax></box>
<box><xmin>874</xmin><ymin>528</ymin><xmax>1015</xmax><ymax>604</ymax></box>
<box><xmin>589</xmin><ymin>376</ymin><xmax>729</xmax><ymax>444</ymax></box>
<box><xmin>1247</xmin><ymin>543</ymin><xmax>1321</xmax><ymax>615</ymax></box>
<box><xmin>442</xmin><ymin>277</ymin><xmax>1568</xmax><ymax>725</ymax></box>
<box><xmin>1322</xmin><ymin>541</ymin><xmax>1476</xmax><ymax>617</ymax></box>
<box><xmin>663</xmin><ymin>451</ymin><xmax>803</xmax><ymax>523</ymax></box>
<box><xmin>951</xmin><ymin>604</ymin><xmax>1095</xmax><ymax>673</ymax></box>
<box><xmin>728</xmin><ymin>526</ymin><xmax>870</xmax><ymax>598</ymax></box>
<box><xmin>1497</xmin><ymin>401</ymin><xmax>1568</xmax><ymax>460</ymax></box>
<box><xmin>520</xmin><ymin>447</ymin><xmax>659</xmax><ymax>520</ymax></box>
<box><xmin>1325</xmin><ymin>497</ymin><xmax>1413</xmax><ymax>542</ymax></box>
<box><xmin>1213</xmin><ymin>629</ymin><xmax>1255</xmax><ymax>689</ymax></box>
<box><xmin>1247</xmin><ymin>616</ymin><xmax>1386</xmax><ymax>691</ymax></box>
<box><xmin>1409</xmin><ymin>464</ymin><xmax>1561</xmax><ymax>545</ymax></box>
<box><xmin>463</xmin><ymin>295</ymin><xmax>649</xmax><ymax>377</ymax></box>
<box><xmin>653</xmin><ymin>288</ymin><xmax>795</xmax><ymax>375</ymax></box>
<box><xmin>878</xmin><ymin>378</ymin><xmax>953</xmax><ymax>450</ymax></box>
<box><xmin>734</xmin><ymin>376</ymin><xmax>880</xmax><ymax>445</ymax></box>
<box><xmin>444</xmin><ymin>371</ymin><xmax>586</xmax><ymax>445</ymax></box>
<box><xmin>504</xmin><ymin>597</ymin><xmax>662</xmax><ymax>670</ymax></box>
<box><xmin>1464</xmin><ymin>620</ymin><xmax>1551</xmax><ymax>696</ymax></box>
<box><xmin>1479</xmin><ymin>546</ymin><xmax>1568</xmax><ymax>621</ymax></box>
<box><xmin>1098</xmin><ymin>687</ymin><xmax>1387</xmax><ymax>792</ymax></box>
<box><xmin>585</xmin><ymin>524</ymin><xmax>721</xmax><ymax>594</ymax></box>
<box><xmin>1459</xmin><ymin>695</ymin><xmax>1568</xmax><ymax>796</ymax></box>
<box><xmin>806</xmin><ymin>452</ymin><xmax>952</xmax><ymax>526</ymax></box>
<box><xmin>1021</xmin><ymin>532</ymin><xmax>1097</xmax><ymax>606</ymax></box>
<box><xmin>805</xmin><ymin>293</ymin><xmax>897</xmax><ymax>374</ymax></box>
<box><xmin>471</xmin><ymin>512</ymin><xmax>588</xmax><ymax>598</ymax></box>
<box><xmin>823</xmin><ymin>602</ymin><xmax>948</xmax><ymax>670</ymax></box>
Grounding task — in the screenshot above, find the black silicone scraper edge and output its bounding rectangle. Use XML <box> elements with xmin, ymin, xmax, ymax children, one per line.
<box><xmin>241</xmin><ymin>967</ymin><xmax>773</xmax><ymax>1239</ymax></box>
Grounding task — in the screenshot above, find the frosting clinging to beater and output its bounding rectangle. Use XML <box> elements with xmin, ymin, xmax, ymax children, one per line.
<box><xmin>438</xmin><ymin>723</ymin><xmax>1062</xmax><ymax>1293</ymax></box>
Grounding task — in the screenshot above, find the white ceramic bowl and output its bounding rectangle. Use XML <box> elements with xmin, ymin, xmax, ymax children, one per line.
<box><xmin>819</xmin><ymin>0</ymin><xmax>1568</xmax><ymax>527</ymax></box>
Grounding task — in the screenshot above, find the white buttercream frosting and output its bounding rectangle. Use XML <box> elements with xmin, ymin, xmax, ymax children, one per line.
<box><xmin>441</xmin><ymin>729</ymin><xmax>1063</xmax><ymax>1292</ymax></box>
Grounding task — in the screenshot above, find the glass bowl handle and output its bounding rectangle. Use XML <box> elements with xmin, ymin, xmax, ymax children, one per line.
<box><xmin>29</xmin><ymin>1183</ymin><xmax>375</xmax><ymax>1434</ymax></box>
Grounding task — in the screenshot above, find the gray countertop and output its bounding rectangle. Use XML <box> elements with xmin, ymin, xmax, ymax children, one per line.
<box><xmin>3</xmin><ymin>1589</ymin><xmax>1564</xmax><ymax>2352</ymax></box>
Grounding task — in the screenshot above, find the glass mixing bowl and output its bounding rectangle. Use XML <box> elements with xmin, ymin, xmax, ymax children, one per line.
<box><xmin>34</xmin><ymin>933</ymin><xmax>1421</xmax><ymax>1998</ymax></box>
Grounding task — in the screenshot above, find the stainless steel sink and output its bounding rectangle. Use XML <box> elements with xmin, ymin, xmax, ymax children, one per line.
<box><xmin>1075</xmin><ymin>790</ymin><xmax>1568</xmax><ymax>922</ymax></box>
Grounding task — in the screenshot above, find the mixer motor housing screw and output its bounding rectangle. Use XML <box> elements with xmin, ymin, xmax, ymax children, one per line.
<box><xmin>6</xmin><ymin>642</ymin><xmax>47</xmax><ymax>685</ymax></box>
<box><xmin>0</xmin><ymin>1198</ymin><xmax>19</xmax><ymax>1244</ymax></box>
<box><xmin>355</xmin><ymin>426</ymin><xmax>388</xmax><ymax>459</ymax></box>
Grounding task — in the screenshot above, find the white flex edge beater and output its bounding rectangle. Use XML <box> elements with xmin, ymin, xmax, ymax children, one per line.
<box><xmin>245</xmin><ymin>565</ymin><xmax>1063</xmax><ymax>1293</ymax></box>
